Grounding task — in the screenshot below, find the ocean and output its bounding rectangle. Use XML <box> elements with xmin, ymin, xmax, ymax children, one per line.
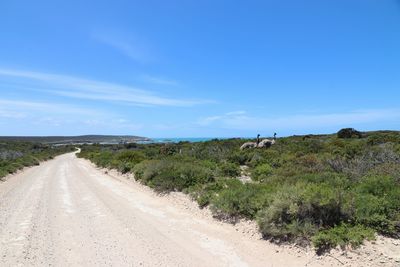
<box><xmin>138</xmin><ymin>137</ymin><xmax>226</xmax><ymax>144</ymax></box>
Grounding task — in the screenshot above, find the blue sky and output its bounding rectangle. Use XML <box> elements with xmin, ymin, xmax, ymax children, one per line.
<box><xmin>0</xmin><ymin>0</ymin><xmax>399</xmax><ymax>137</ymax></box>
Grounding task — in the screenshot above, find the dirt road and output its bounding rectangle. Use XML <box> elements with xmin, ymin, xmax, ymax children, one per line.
<box><xmin>0</xmin><ymin>152</ymin><xmax>398</xmax><ymax>267</ymax></box>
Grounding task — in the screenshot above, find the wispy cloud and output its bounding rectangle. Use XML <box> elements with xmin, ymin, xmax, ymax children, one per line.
<box><xmin>197</xmin><ymin>110</ymin><xmax>246</xmax><ymax>126</ymax></box>
<box><xmin>0</xmin><ymin>110</ymin><xmax>26</xmax><ymax>119</ymax></box>
<box><xmin>0</xmin><ymin>99</ymin><xmax>102</xmax><ymax>116</ymax></box>
<box><xmin>0</xmin><ymin>68</ymin><xmax>211</xmax><ymax>107</ymax></box>
<box><xmin>225</xmin><ymin>110</ymin><xmax>246</xmax><ymax>116</ymax></box>
<box><xmin>83</xmin><ymin>118</ymin><xmax>143</xmax><ymax>131</ymax></box>
<box><xmin>92</xmin><ymin>31</ymin><xmax>152</xmax><ymax>63</ymax></box>
<box><xmin>198</xmin><ymin>109</ymin><xmax>400</xmax><ymax>131</ymax></box>
<box><xmin>141</xmin><ymin>74</ymin><xmax>179</xmax><ymax>86</ymax></box>
<box><xmin>0</xmin><ymin>98</ymin><xmax>143</xmax><ymax>134</ymax></box>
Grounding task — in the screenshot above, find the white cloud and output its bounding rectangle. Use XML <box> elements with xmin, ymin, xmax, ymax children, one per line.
<box><xmin>197</xmin><ymin>111</ymin><xmax>247</xmax><ymax>126</ymax></box>
<box><xmin>83</xmin><ymin>118</ymin><xmax>143</xmax><ymax>131</ymax></box>
<box><xmin>198</xmin><ymin>109</ymin><xmax>400</xmax><ymax>131</ymax></box>
<box><xmin>225</xmin><ymin>110</ymin><xmax>246</xmax><ymax>116</ymax></box>
<box><xmin>92</xmin><ymin>32</ymin><xmax>151</xmax><ymax>63</ymax></box>
<box><xmin>141</xmin><ymin>74</ymin><xmax>178</xmax><ymax>86</ymax></box>
<box><xmin>0</xmin><ymin>68</ymin><xmax>211</xmax><ymax>107</ymax></box>
<box><xmin>0</xmin><ymin>98</ymin><xmax>143</xmax><ymax>134</ymax></box>
<box><xmin>197</xmin><ymin>115</ymin><xmax>223</xmax><ymax>126</ymax></box>
<box><xmin>0</xmin><ymin>110</ymin><xmax>26</xmax><ymax>119</ymax></box>
<box><xmin>35</xmin><ymin>117</ymin><xmax>62</xmax><ymax>127</ymax></box>
<box><xmin>0</xmin><ymin>99</ymin><xmax>102</xmax><ymax>116</ymax></box>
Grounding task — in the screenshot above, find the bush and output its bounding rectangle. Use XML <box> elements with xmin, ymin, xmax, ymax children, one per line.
<box><xmin>353</xmin><ymin>175</ymin><xmax>400</xmax><ymax>236</ymax></box>
<box><xmin>257</xmin><ymin>185</ymin><xmax>303</xmax><ymax>240</ymax></box>
<box><xmin>132</xmin><ymin>160</ymin><xmax>151</xmax><ymax>180</ymax></box>
<box><xmin>252</xmin><ymin>163</ymin><xmax>273</xmax><ymax>182</ymax></box>
<box><xmin>228</xmin><ymin>151</ymin><xmax>250</xmax><ymax>165</ymax></box>
<box><xmin>300</xmin><ymin>183</ymin><xmax>346</xmax><ymax>226</ymax></box>
<box><xmin>327</xmin><ymin>143</ymin><xmax>400</xmax><ymax>178</ymax></box>
<box><xmin>218</xmin><ymin>162</ymin><xmax>240</xmax><ymax>177</ymax></box>
<box><xmin>0</xmin><ymin>169</ymin><xmax>8</xmax><ymax>179</ymax></box>
<box><xmin>117</xmin><ymin>162</ymin><xmax>135</xmax><ymax>174</ymax></box>
<box><xmin>257</xmin><ymin>182</ymin><xmax>347</xmax><ymax>242</ymax></box>
<box><xmin>312</xmin><ymin>224</ymin><xmax>375</xmax><ymax>253</ymax></box>
<box><xmin>210</xmin><ymin>181</ymin><xmax>273</xmax><ymax>220</ymax></box>
<box><xmin>187</xmin><ymin>179</ymin><xmax>227</xmax><ymax>208</ymax></box>
<box><xmin>115</xmin><ymin>150</ymin><xmax>146</xmax><ymax>164</ymax></box>
<box><xmin>367</xmin><ymin>132</ymin><xmax>400</xmax><ymax>145</ymax></box>
<box><xmin>133</xmin><ymin>159</ymin><xmax>214</xmax><ymax>192</ymax></box>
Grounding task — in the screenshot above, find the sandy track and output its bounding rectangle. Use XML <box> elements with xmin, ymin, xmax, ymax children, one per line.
<box><xmin>0</xmin><ymin>152</ymin><xmax>398</xmax><ymax>267</ymax></box>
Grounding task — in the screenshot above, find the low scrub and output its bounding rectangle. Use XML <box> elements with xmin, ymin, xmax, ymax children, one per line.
<box><xmin>0</xmin><ymin>142</ymin><xmax>74</xmax><ymax>179</ymax></box>
<box><xmin>209</xmin><ymin>180</ymin><xmax>273</xmax><ymax>220</ymax></box>
<box><xmin>78</xmin><ymin>130</ymin><xmax>400</xmax><ymax>252</ymax></box>
<box><xmin>312</xmin><ymin>224</ymin><xmax>375</xmax><ymax>254</ymax></box>
<box><xmin>133</xmin><ymin>158</ymin><xmax>215</xmax><ymax>192</ymax></box>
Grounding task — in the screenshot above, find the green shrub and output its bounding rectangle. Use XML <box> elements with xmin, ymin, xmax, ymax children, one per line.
<box><xmin>312</xmin><ymin>224</ymin><xmax>375</xmax><ymax>253</ymax></box>
<box><xmin>115</xmin><ymin>150</ymin><xmax>143</xmax><ymax>162</ymax></box>
<box><xmin>210</xmin><ymin>181</ymin><xmax>273</xmax><ymax>220</ymax></box>
<box><xmin>187</xmin><ymin>179</ymin><xmax>227</xmax><ymax>208</ymax></box>
<box><xmin>132</xmin><ymin>160</ymin><xmax>151</xmax><ymax>181</ymax></box>
<box><xmin>228</xmin><ymin>151</ymin><xmax>250</xmax><ymax>165</ymax></box>
<box><xmin>252</xmin><ymin>163</ymin><xmax>273</xmax><ymax>182</ymax></box>
<box><xmin>353</xmin><ymin>175</ymin><xmax>400</xmax><ymax>236</ymax></box>
<box><xmin>367</xmin><ymin>132</ymin><xmax>400</xmax><ymax>145</ymax></box>
<box><xmin>133</xmin><ymin>159</ymin><xmax>214</xmax><ymax>192</ymax></box>
<box><xmin>0</xmin><ymin>169</ymin><xmax>8</xmax><ymax>179</ymax></box>
<box><xmin>257</xmin><ymin>185</ymin><xmax>302</xmax><ymax>240</ymax></box>
<box><xmin>218</xmin><ymin>162</ymin><xmax>240</xmax><ymax>177</ymax></box>
<box><xmin>300</xmin><ymin>183</ymin><xmax>345</xmax><ymax>226</ymax></box>
<box><xmin>90</xmin><ymin>151</ymin><xmax>114</xmax><ymax>168</ymax></box>
<box><xmin>257</xmin><ymin>182</ymin><xmax>348</xmax><ymax>242</ymax></box>
<box><xmin>117</xmin><ymin>162</ymin><xmax>134</xmax><ymax>174</ymax></box>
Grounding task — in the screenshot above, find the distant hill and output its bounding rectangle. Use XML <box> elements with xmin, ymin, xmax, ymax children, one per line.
<box><xmin>0</xmin><ymin>135</ymin><xmax>151</xmax><ymax>145</ymax></box>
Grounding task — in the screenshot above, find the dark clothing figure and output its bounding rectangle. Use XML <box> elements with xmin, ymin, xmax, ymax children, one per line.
<box><xmin>256</xmin><ymin>134</ymin><xmax>260</xmax><ymax>146</ymax></box>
